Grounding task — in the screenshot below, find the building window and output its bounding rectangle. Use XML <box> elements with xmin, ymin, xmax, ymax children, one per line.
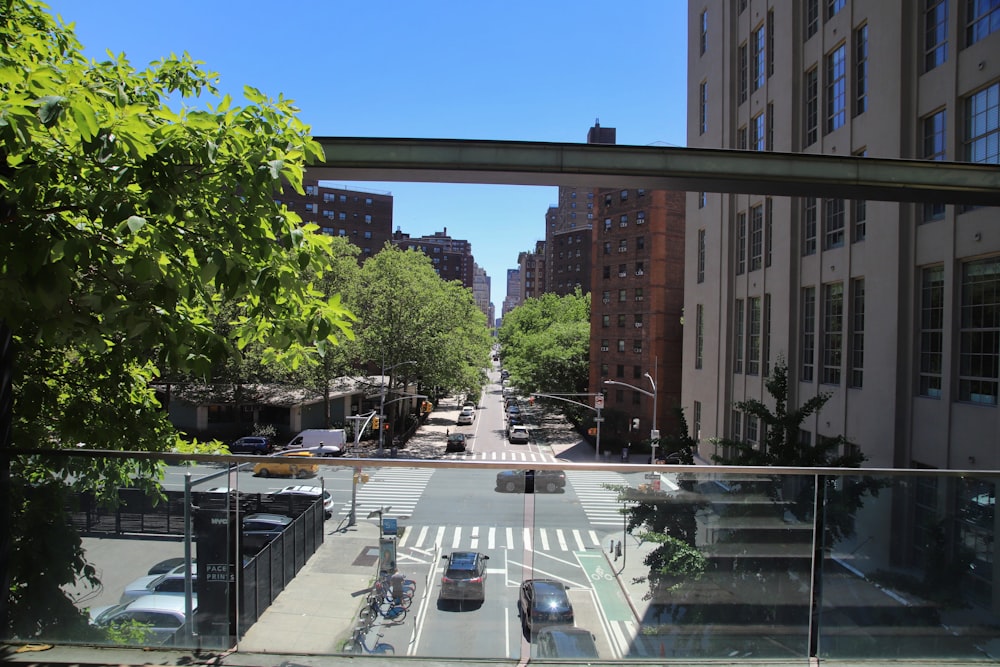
<box><xmin>603</xmin><ymin>242</ymin><xmax>611</xmax><ymax>255</ymax></box>
<box><xmin>737</xmin><ymin>125</ymin><xmax>748</xmax><ymax>150</ymax></box>
<box><xmin>618</xmin><ymin>314</ymin><xmax>627</xmax><ymax>327</ymax></box>
<box><xmin>749</xmin><ymin>204</ymin><xmax>764</xmax><ymax>271</ymax></box>
<box><xmin>766</xmin><ymin>102</ymin><xmax>774</xmax><ymax>150</ymax></box>
<box><xmin>736</xmin><ymin>212</ymin><xmax>747</xmax><ymax>275</ymax></box>
<box><xmin>855</xmin><ymin>24</ymin><xmax>868</xmax><ymax>115</ymax></box>
<box><xmin>620</xmin><ymin>189</ymin><xmax>629</xmax><ymax>202</ymax></box>
<box><xmin>601</xmin><ymin>290</ymin><xmax>610</xmax><ymax>304</ymax></box>
<box><xmin>600</xmin><ymin>363</ymin><xmax>608</xmax><ymax>377</ymax></box>
<box><xmin>731</xmin><ymin>410</ymin><xmax>742</xmax><ymax>441</ymax></box>
<box><xmin>700</xmin><ymin>9</ymin><xmax>708</xmax><ymax>55</ymax></box>
<box><xmin>803</xmin><ymin>197</ymin><xmax>818</xmax><ymax>256</ymax></box>
<box><xmin>925</xmin><ymin>0</ymin><xmax>948</xmax><ymax>72</ymax></box>
<box><xmin>617</xmin><ymin>364</ymin><xmax>625</xmax><ymax>378</ymax></box>
<box><xmin>748</xmin><ymin>296</ymin><xmax>762</xmax><ymax>376</ymax></box>
<box><xmin>635</xmin><ymin>262</ymin><xmax>644</xmax><ymax>275</ymax></box>
<box><xmin>853</xmin><ymin>150</ymin><xmax>868</xmax><ymax>241</ymax></box>
<box><xmin>699</xmin><ymin>81</ymin><xmax>708</xmax><ymax>135</ymax></box>
<box><xmin>634</xmin><ymin>314</ymin><xmax>643</xmax><ymax>328</ymax></box>
<box><xmin>602</xmin><ymin>314</ymin><xmax>610</xmax><ymax>328</ymax></box>
<box><xmin>967</xmin><ymin>0</ymin><xmax>1000</xmax><ymax>44</ymax></box>
<box><xmin>306</xmin><ymin>184</ymin><xmax>318</xmax><ymax>195</ymax></box>
<box><xmin>619</xmin><ymin>288</ymin><xmax>627</xmax><ymax>303</ymax></box>
<box><xmin>763</xmin><ymin>293</ymin><xmax>773</xmax><ymax>376</ymax></box>
<box><xmin>826</xmin><ymin>43</ymin><xmax>847</xmax><ymax>133</ymax></box>
<box><xmin>752</xmin><ymin>24</ymin><xmax>766</xmax><ymax>91</ymax></box>
<box><xmin>619</xmin><ymin>264</ymin><xmax>627</xmax><ymax>277</ymax></box>
<box><xmin>636</xmin><ymin>236</ymin><xmax>645</xmax><ymax>250</ymax></box>
<box><xmin>806</xmin><ymin>0</ymin><xmax>819</xmax><ymax>38</ymax></box>
<box><xmin>959</xmin><ymin>256</ymin><xmax>1000</xmax><ymax>405</ymax></box>
<box><xmin>618</xmin><ymin>340</ymin><xmax>626</xmax><ymax>353</ymax></box>
<box><xmin>752</xmin><ymin>112</ymin><xmax>766</xmax><ymax>151</ymax></box>
<box><xmin>828</xmin><ymin>0</ymin><xmax>845</xmax><ymax>19</ymax></box>
<box><xmin>746</xmin><ymin>415</ymin><xmax>759</xmax><ymax>445</ymax></box>
<box><xmin>765</xmin><ymin>198</ymin><xmax>773</xmax><ymax>266</ymax></box>
<box><xmin>923</xmin><ymin>109</ymin><xmax>948</xmax><ymax>221</ymax></box>
<box><xmin>693</xmin><ymin>401</ymin><xmax>702</xmax><ymax>441</ymax></box>
<box><xmin>697</xmin><ymin>229</ymin><xmax>706</xmax><ymax>283</ymax></box>
<box><xmin>802</xmin><ymin>286</ymin><xmax>816</xmax><ymax>382</ymax></box>
<box><xmin>738</xmin><ymin>43</ymin><xmax>749</xmax><ymax>105</ymax></box>
<box><xmin>363</xmin><ymin>231</ymin><xmax>372</xmax><ymax>239</ymax></box>
<box><xmin>620</xmin><ymin>214</ymin><xmax>629</xmax><ymax>228</ymax></box>
<box><xmin>632</xmin><ymin>391</ymin><xmax>642</xmax><ymax>406</ymax></box>
<box><xmin>920</xmin><ymin>266</ymin><xmax>945</xmax><ymax>398</ymax></box>
<box><xmin>635</xmin><ymin>288</ymin><xmax>644</xmax><ymax>301</ymax></box>
<box><xmin>767</xmin><ymin>10</ymin><xmax>775</xmax><ymax>77</ymax></box>
<box><xmin>618</xmin><ymin>239</ymin><xmax>628</xmax><ymax>253</ymax></box>
<box><xmin>636</xmin><ymin>211</ymin><xmax>646</xmax><ymax>224</ymax></box>
<box><xmin>822</xmin><ymin>282</ymin><xmax>844</xmax><ymax>385</ymax></box>
<box><xmin>304</xmin><ymin>202</ymin><xmax>316</xmax><ymax>212</ymax></box>
<box><xmin>824</xmin><ymin>198</ymin><xmax>845</xmax><ymax>249</ymax></box>
<box><xmin>603</xmin><ymin>265</ymin><xmax>611</xmax><ymax>280</ymax></box>
<box><xmin>735</xmin><ymin>299</ymin><xmax>745</xmax><ymax>374</ymax></box>
<box><xmin>805</xmin><ymin>67</ymin><xmax>819</xmax><ymax>146</ymax></box>
<box><xmin>695</xmin><ymin>304</ymin><xmax>704</xmax><ymax>370</ymax></box>
<box><xmin>965</xmin><ymin>82</ymin><xmax>1000</xmax><ymax>165</ymax></box>
<box><xmin>699</xmin><ymin>191</ymin><xmax>707</xmax><ymax>208</ymax></box>
<box><xmin>364</xmin><ymin>214</ymin><xmax>372</xmax><ymax>224</ymax></box>
<box><xmin>634</xmin><ymin>339</ymin><xmax>643</xmax><ymax>354</ymax></box>
<box><xmin>850</xmin><ymin>278</ymin><xmax>865</xmax><ymax>388</ymax></box>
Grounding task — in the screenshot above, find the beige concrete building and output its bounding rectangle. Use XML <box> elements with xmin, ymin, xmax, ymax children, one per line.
<box><xmin>683</xmin><ymin>1</ymin><xmax>1000</xmax><ymax>471</ymax></box>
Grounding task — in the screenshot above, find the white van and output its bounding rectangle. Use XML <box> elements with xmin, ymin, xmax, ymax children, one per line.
<box><xmin>285</xmin><ymin>429</ymin><xmax>346</xmax><ymax>456</ymax></box>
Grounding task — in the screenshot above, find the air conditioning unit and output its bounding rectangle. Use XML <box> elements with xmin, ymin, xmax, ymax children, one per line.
<box><xmin>602</xmin><ymin>298</ymin><xmax>610</xmax><ymax>304</ymax></box>
<box><xmin>635</xmin><ymin>296</ymin><xmax>644</xmax><ymax>301</ymax></box>
<box><xmin>633</xmin><ymin>347</ymin><xmax>643</xmax><ymax>353</ymax></box>
<box><xmin>618</xmin><ymin>247</ymin><xmax>628</xmax><ymax>253</ymax></box>
<box><xmin>600</xmin><ymin>346</ymin><xmax>609</xmax><ymax>352</ymax></box>
<box><xmin>636</xmin><ymin>270</ymin><xmax>644</xmax><ymax>276</ymax></box>
<box><xmin>634</xmin><ymin>322</ymin><xmax>643</xmax><ymax>328</ymax></box>
<box><xmin>618</xmin><ymin>272</ymin><xmax>627</xmax><ymax>278</ymax></box>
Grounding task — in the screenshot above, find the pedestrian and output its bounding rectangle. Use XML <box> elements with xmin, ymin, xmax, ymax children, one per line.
<box><xmin>390</xmin><ymin>568</ymin><xmax>407</xmax><ymax>601</ymax></box>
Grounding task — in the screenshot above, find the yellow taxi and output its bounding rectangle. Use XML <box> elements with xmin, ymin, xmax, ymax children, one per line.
<box><xmin>252</xmin><ymin>450</ymin><xmax>318</xmax><ymax>478</ymax></box>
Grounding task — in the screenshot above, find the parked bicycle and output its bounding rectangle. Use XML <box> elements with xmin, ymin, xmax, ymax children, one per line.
<box><xmin>360</xmin><ymin>594</ymin><xmax>408</xmax><ymax>623</ymax></box>
<box><xmin>343</xmin><ymin>626</ymin><xmax>394</xmax><ymax>655</ymax></box>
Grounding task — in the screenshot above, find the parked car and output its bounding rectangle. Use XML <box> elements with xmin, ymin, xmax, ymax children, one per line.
<box><xmin>535</xmin><ymin>626</ymin><xmax>600</xmax><ymax>659</ymax></box>
<box><xmin>252</xmin><ymin>450</ymin><xmax>318</xmax><ymax>478</ymax></box>
<box><xmin>229</xmin><ymin>436</ymin><xmax>273</xmax><ymax>455</ymax></box>
<box><xmin>462</xmin><ymin>400</ymin><xmax>476</xmax><ymax>410</ymax></box>
<box><xmin>146</xmin><ymin>557</ymin><xmax>186</xmax><ymax>576</ymax></box>
<box><xmin>270</xmin><ymin>484</ymin><xmax>333</xmax><ymax>518</ymax></box>
<box><xmin>506</xmin><ymin>404</ymin><xmax>522</xmax><ymax>420</ymax></box>
<box><xmin>508</xmin><ymin>424</ymin><xmax>530</xmax><ymax>444</ymax></box>
<box><xmin>439</xmin><ymin>551</ymin><xmax>489</xmax><ymax>603</ymax></box>
<box><xmin>519</xmin><ymin>579</ymin><xmax>574</xmax><ymax>633</ymax></box>
<box><xmin>90</xmin><ymin>594</ymin><xmax>196</xmax><ymax>645</ymax></box>
<box><xmin>457</xmin><ymin>406</ymin><xmax>475</xmax><ymax>425</ymax></box>
<box><xmin>121</xmin><ymin>563</ymin><xmax>196</xmax><ymax>603</ymax></box>
<box><xmin>445</xmin><ymin>432</ymin><xmax>467</xmax><ymax>452</ymax></box>
<box><xmin>496</xmin><ymin>469</ymin><xmax>565</xmax><ymax>493</ymax></box>
<box><xmin>241</xmin><ymin>513</ymin><xmax>293</xmax><ymax>553</ymax></box>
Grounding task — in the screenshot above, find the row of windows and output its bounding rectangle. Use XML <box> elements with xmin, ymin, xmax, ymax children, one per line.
<box><xmin>733</xmin><ymin>294</ymin><xmax>777</xmax><ymax>379</ymax></box>
<box><xmin>801</xmin><ymin>196</ymin><xmax>867</xmax><ymax>255</ymax></box>
<box><xmin>799</xmin><ymin>280</ymin><xmax>866</xmax><ymax>387</ymax></box>
<box><xmin>600</xmin><ymin>288</ymin><xmax>646</xmax><ymax>304</ymax></box>
<box><xmin>602</xmin><ymin>212</ymin><xmax>647</xmax><ymax>231</ymax></box>
<box><xmin>601</xmin><ymin>189</ymin><xmax>646</xmax><ymax>208</ymax></box>
<box><xmin>919</xmin><ymin>256</ymin><xmax>1000</xmax><ymax>405</ymax></box>
<box><xmin>735</xmin><ymin>200</ymin><xmax>775</xmax><ymax>274</ymax></box>
<box><xmin>602</xmin><ymin>237</ymin><xmax>646</xmax><ymax>255</ymax></box>
<box><xmin>599</xmin><ymin>364</ymin><xmax>652</xmax><ymax>382</ymax></box>
<box><xmin>602</xmin><ymin>264</ymin><xmax>646</xmax><ymax>280</ymax></box>
<box><xmin>924</xmin><ymin>0</ymin><xmax>1000</xmax><ymax>73</ymax></box>
<box><xmin>600</xmin><ymin>308</ymin><xmax>646</xmax><ymax>329</ymax></box>
<box><xmin>598</xmin><ymin>339</ymin><xmax>645</xmax><ymax>354</ymax></box>
<box><xmin>803</xmin><ymin>25</ymin><xmax>868</xmax><ymax>145</ymax></box>
<box><xmin>304</xmin><ymin>185</ymin><xmax>377</xmax><ymax>206</ymax></box>
<box><xmin>320</xmin><ymin>228</ymin><xmax>374</xmax><ymax>240</ymax></box>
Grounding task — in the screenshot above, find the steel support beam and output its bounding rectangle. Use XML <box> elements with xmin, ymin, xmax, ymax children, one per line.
<box><xmin>310</xmin><ymin>137</ymin><xmax>1000</xmax><ymax>206</ymax></box>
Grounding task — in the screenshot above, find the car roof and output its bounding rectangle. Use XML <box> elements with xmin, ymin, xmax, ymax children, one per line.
<box><xmin>448</xmin><ymin>551</ymin><xmax>481</xmax><ymax>564</ymax></box>
<box><xmin>243</xmin><ymin>513</ymin><xmax>293</xmax><ymax>524</ymax></box>
<box><xmin>125</xmin><ymin>594</ymin><xmax>194</xmax><ymax>613</ymax></box>
<box><xmin>526</xmin><ymin>579</ymin><xmax>567</xmax><ymax>593</ymax></box>
<box><xmin>275</xmin><ymin>485</ymin><xmax>331</xmax><ymax>498</ymax></box>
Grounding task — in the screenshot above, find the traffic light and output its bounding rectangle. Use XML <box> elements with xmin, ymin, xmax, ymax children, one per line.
<box><xmin>632</xmin><ymin>418</ymin><xmax>640</xmax><ymax>430</ymax></box>
<box><xmin>372</xmin><ymin>416</ymin><xmax>379</xmax><ymax>430</ymax></box>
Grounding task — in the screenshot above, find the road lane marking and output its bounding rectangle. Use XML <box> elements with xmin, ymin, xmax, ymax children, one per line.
<box><xmin>522</xmin><ymin>527</ymin><xmax>532</xmax><ymax>552</ymax></box>
<box><xmin>573</xmin><ymin>529</ymin><xmax>585</xmax><ymax>551</ymax></box>
<box><xmin>539</xmin><ymin>529</ymin><xmax>549</xmax><ymax>551</ymax></box>
<box><xmin>488</xmin><ymin>526</ymin><xmax>496</xmax><ymax>550</ymax></box>
<box><xmin>506</xmin><ymin>526</ymin><xmax>514</xmax><ymax>549</ymax></box>
<box><xmin>434</xmin><ymin>525</ymin><xmax>445</xmax><ymax>548</ymax></box>
<box><xmin>557</xmin><ymin>529</ymin><xmax>568</xmax><ymax>551</ymax></box>
<box><xmin>470</xmin><ymin>525</ymin><xmax>479</xmax><ymax>550</ymax></box>
<box><xmin>452</xmin><ymin>526</ymin><xmax>462</xmax><ymax>549</ymax></box>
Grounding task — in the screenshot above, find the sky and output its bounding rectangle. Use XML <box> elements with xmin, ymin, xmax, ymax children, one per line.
<box><xmin>46</xmin><ymin>1</ymin><xmax>690</xmax><ymax>307</ymax></box>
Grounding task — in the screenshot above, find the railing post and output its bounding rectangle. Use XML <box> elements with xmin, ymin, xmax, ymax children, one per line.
<box><xmin>808</xmin><ymin>473</ymin><xmax>827</xmax><ymax>658</ymax></box>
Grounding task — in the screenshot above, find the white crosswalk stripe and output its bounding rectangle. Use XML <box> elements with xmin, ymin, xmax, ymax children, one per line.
<box><xmin>441</xmin><ymin>450</ymin><xmax>555</xmax><ymax>462</ymax></box>
<box><xmin>337</xmin><ymin>467</ymin><xmax>434</xmax><ymax>517</ymax></box>
<box><xmin>566</xmin><ymin>470</ymin><xmax>632</xmax><ymax>527</ymax></box>
<box><xmin>397</xmin><ymin>524</ymin><xmax>603</xmax><ymax>554</ymax></box>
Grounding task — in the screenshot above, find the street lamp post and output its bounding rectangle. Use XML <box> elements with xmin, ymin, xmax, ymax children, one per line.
<box><xmin>379</xmin><ymin>359</ymin><xmax>416</xmax><ymax>457</ymax></box>
<box><xmin>604</xmin><ymin>372</ymin><xmax>659</xmax><ymax>463</ymax></box>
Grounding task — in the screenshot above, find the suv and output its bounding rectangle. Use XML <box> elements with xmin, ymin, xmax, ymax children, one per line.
<box><xmin>270</xmin><ymin>484</ymin><xmax>334</xmax><ymax>518</ymax></box>
<box><xmin>508</xmin><ymin>425</ymin><xmax>530</xmax><ymax>444</ymax></box>
<box><xmin>457</xmin><ymin>406</ymin><xmax>475</xmax><ymax>425</ymax></box>
<box><xmin>229</xmin><ymin>436</ymin><xmax>273</xmax><ymax>455</ymax></box>
<box><xmin>519</xmin><ymin>579</ymin><xmax>574</xmax><ymax>633</ymax></box>
<box><xmin>242</xmin><ymin>513</ymin><xmax>293</xmax><ymax>554</ymax></box>
<box><xmin>90</xmin><ymin>594</ymin><xmax>195</xmax><ymax>645</ymax></box>
<box><xmin>439</xmin><ymin>551</ymin><xmax>489</xmax><ymax>602</ymax></box>
<box><xmin>445</xmin><ymin>432</ymin><xmax>467</xmax><ymax>452</ymax></box>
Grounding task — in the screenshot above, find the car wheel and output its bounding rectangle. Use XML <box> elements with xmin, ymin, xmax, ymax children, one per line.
<box><xmin>257</xmin><ymin>467</ymin><xmax>270</xmax><ymax>478</ymax></box>
<box><xmin>296</xmin><ymin>469</ymin><xmax>311</xmax><ymax>479</ymax></box>
<box><xmin>505</xmin><ymin>481</ymin><xmax>517</xmax><ymax>492</ymax></box>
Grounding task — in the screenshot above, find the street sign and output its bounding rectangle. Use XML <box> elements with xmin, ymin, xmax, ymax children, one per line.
<box><xmin>594</xmin><ymin>395</ymin><xmax>604</xmax><ymax>409</ymax></box>
<box><xmin>382</xmin><ymin>517</ymin><xmax>398</xmax><ymax>536</ymax></box>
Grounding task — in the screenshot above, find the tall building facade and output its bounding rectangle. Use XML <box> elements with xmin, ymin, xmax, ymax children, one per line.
<box><xmin>589</xmin><ymin>187</ymin><xmax>686</xmax><ymax>447</ymax></box>
<box><xmin>518</xmin><ymin>240</ymin><xmax>547</xmax><ymax>300</ymax></box>
<box><xmin>280</xmin><ymin>180</ymin><xmax>393</xmax><ymax>261</ymax></box>
<box><xmin>392</xmin><ymin>228</ymin><xmax>475</xmax><ymax>290</ymax></box>
<box><xmin>472</xmin><ymin>263</ymin><xmax>491</xmax><ymax>320</ymax></box>
<box><xmin>502</xmin><ymin>268</ymin><xmax>522</xmax><ymax>318</ymax></box>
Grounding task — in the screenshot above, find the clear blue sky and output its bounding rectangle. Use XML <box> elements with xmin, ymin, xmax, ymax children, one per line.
<box><xmin>46</xmin><ymin>1</ymin><xmax>689</xmax><ymax>308</ymax></box>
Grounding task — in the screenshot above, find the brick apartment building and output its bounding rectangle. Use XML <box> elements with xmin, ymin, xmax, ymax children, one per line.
<box><xmin>392</xmin><ymin>228</ymin><xmax>475</xmax><ymax>290</ymax></box>
<box><xmin>279</xmin><ymin>179</ymin><xmax>394</xmax><ymax>262</ymax></box>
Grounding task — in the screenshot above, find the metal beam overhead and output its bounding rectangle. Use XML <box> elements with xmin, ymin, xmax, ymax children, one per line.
<box><xmin>310</xmin><ymin>137</ymin><xmax>1000</xmax><ymax>206</ymax></box>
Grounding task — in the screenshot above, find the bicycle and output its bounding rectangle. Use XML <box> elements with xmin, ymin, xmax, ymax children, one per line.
<box><xmin>343</xmin><ymin>626</ymin><xmax>394</xmax><ymax>655</ymax></box>
<box><xmin>373</xmin><ymin>576</ymin><xmax>416</xmax><ymax>608</ymax></box>
<box><xmin>359</xmin><ymin>594</ymin><xmax>408</xmax><ymax>623</ymax></box>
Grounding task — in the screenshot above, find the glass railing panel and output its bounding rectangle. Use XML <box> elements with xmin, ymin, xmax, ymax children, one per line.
<box><xmin>818</xmin><ymin>472</ymin><xmax>1000</xmax><ymax>661</ymax></box>
<box><xmin>7</xmin><ymin>452</ymin><xmax>1000</xmax><ymax>664</ymax></box>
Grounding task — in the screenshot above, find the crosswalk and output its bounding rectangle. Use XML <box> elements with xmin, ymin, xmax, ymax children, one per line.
<box><xmin>566</xmin><ymin>470</ymin><xmax>633</xmax><ymax>527</ymax></box>
<box><xmin>440</xmin><ymin>450</ymin><xmax>556</xmax><ymax>462</ymax></box>
<box><xmin>396</xmin><ymin>523</ymin><xmax>604</xmax><ymax>556</ymax></box>
<box><xmin>337</xmin><ymin>467</ymin><xmax>435</xmax><ymax>518</ymax></box>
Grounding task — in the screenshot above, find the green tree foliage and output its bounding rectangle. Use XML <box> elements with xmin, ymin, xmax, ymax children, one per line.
<box><xmin>497</xmin><ymin>290</ymin><xmax>590</xmax><ymax>399</ymax></box>
<box><xmin>0</xmin><ymin>0</ymin><xmax>355</xmax><ymax>637</ymax></box>
<box><xmin>711</xmin><ymin>358</ymin><xmax>884</xmax><ymax>544</ymax></box>
<box><xmin>346</xmin><ymin>245</ymin><xmax>491</xmax><ymax>410</ymax></box>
